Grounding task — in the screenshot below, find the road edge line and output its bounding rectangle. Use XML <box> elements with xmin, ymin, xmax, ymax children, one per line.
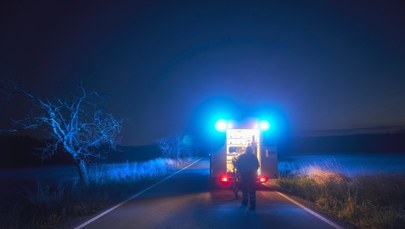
<box><xmin>74</xmin><ymin>158</ymin><xmax>203</xmax><ymax>229</ymax></box>
<box><xmin>274</xmin><ymin>190</ymin><xmax>343</xmax><ymax>229</ymax></box>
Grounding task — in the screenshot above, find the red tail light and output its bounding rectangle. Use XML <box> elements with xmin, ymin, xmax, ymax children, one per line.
<box><xmin>257</xmin><ymin>175</ymin><xmax>268</xmax><ymax>183</ymax></box>
<box><xmin>219</xmin><ymin>175</ymin><xmax>231</xmax><ymax>184</ymax></box>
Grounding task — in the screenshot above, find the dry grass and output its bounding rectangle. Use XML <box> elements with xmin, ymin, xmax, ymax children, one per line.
<box><xmin>278</xmin><ymin>162</ymin><xmax>405</xmax><ymax>228</ymax></box>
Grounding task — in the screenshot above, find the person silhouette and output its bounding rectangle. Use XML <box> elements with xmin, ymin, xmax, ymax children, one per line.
<box><xmin>235</xmin><ymin>146</ymin><xmax>259</xmax><ymax>210</ymax></box>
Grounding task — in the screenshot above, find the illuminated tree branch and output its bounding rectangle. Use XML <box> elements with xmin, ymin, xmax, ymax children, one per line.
<box><xmin>14</xmin><ymin>86</ymin><xmax>121</xmax><ymax>185</ymax></box>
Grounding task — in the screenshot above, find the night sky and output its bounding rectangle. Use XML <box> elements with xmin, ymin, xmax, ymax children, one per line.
<box><xmin>1</xmin><ymin>0</ymin><xmax>404</xmax><ymax>145</ymax></box>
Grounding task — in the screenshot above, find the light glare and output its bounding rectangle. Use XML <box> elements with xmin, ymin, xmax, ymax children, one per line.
<box><xmin>215</xmin><ymin>119</ymin><xmax>227</xmax><ymax>132</ymax></box>
<box><xmin>260</xmin><ymin>120</ymin><xmax>270</xmax><ymax>131</ymax></box>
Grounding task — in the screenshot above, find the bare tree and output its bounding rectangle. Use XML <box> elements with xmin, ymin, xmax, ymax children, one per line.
<box><xmin>15</xmin><ymin>86</ymin><xmax>121</xmax><ymax>185</ymax></box>
<box><xmin>157</xmin><ymin>134</ymin><xmax>197</xmax><ymax>160</ymax></box>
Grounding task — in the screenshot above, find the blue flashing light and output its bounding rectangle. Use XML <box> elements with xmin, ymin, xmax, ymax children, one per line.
<box><xmin>259</xmin><ymin>120</ymin><xmax>270</xmax><ymax>131</ymax></box>
<box><xmin>215</xmin><ymin>119</ymin><xmax>228</xmax><ymax>132</ymax></box>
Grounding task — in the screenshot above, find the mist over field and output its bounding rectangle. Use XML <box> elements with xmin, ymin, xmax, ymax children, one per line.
<box><xmin>279</xmin><ymin>153</ymin><xmax>405</xmax><ymax>177</ymax></box>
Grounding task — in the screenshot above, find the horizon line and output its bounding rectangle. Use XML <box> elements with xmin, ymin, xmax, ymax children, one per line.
<box><xmin>295</xmin><ymin>125</ymin><xmax>405</xmax><ymax>137</ymax></box>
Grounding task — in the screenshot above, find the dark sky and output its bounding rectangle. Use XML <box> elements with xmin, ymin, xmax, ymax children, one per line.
<box><xmin>1</xmin><ymin>0</ymin><xmax>404</xmax><ymax>145</ymax></box>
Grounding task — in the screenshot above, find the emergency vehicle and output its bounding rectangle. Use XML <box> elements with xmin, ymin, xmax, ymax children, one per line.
<box><xmin>210</xmin><ymin>119</ymin><xmax>278</xmax><ymax>185</ymax></box>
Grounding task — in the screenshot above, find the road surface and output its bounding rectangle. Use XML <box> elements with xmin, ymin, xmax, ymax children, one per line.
<box><xmin>75</xmin><ymin>158</ymin><xmax>342</xmax><ymax>229</ymax></box>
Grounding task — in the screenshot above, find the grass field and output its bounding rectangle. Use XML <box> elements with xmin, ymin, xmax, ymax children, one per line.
<box><xmin>0</xmin><ymin>158</ymin><xmax>189</xmax><ymax>229</ymax></box>
<box><xmin>278</xmin><ymin>154</ymin><xmax>405</xmax><ymax>228</ymax></box>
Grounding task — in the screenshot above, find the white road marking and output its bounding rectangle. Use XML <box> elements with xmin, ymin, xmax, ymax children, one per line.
<box><xmin>74</xmin><ymin>158</ymin><xmax>203</xmax><ymax>229</ymax></box>
<box><xmin>262</xmin><ymin>183</ymin><xmax>343</xmax><ymax>229</ymax></box>
<box><xmin>275</xmin><ymin>192</ymin><xmax>343</xmax><ymax>229</ymax></box>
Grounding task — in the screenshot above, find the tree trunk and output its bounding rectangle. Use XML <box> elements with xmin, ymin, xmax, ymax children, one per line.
<box><xmin>76</xmin><ymin>159</ymin><xmax>90</xmax><ymax>186</ymax></box>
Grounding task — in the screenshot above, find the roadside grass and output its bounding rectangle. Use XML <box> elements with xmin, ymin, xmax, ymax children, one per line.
<box><xmin>277</xmin><ymin>162</ymin><xmax>405</xmax><ymax>228</ymax></box>
<box><xmin>0</xmin><ymin>158</ymin><xmax>190</xmax><ymax>229</ymax></box>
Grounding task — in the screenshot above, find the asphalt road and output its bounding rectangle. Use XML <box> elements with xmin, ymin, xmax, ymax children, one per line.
<box><xmin>76</xmin><ymin>158</ymin><xmax>342</xmax><ymax>229</ymax></box>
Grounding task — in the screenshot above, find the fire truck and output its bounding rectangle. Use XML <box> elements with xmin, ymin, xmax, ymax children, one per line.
<box><xmin>210</xmin><ymin>119</ymin><xmax>278</xmax><ymax>186</ymax></box>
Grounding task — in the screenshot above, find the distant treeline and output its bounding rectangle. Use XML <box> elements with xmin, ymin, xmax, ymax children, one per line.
<box><xmin>0</xmin><ymin>135</ymin><xmax>163</xmax><ymax>168</ymax></box>
<box><xmin>2</xmin><ymin>133</ymin><xmax>405</xmax><ymax>167</ymax></box>
<box><xmin>280</xmin><ymin>133</ymin><xmax>405</xmax><ymax>154</ymax></box>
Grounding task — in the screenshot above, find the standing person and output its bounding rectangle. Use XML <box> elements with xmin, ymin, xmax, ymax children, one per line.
<box><xmin>235</xmin><ymin>146</ymin><xmax>260</xmax><ymax>210</ymax></box>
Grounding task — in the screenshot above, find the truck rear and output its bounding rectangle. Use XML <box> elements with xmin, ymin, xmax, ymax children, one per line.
<box><xmin>210</xmin><ymin>120</ymin><xmax>278</xmax><ymax>186</ymax></box>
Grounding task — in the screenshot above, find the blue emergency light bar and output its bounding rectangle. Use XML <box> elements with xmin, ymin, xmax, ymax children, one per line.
<box><xmin>259</xmin><ymin>120</ymin><xmax>270</xmax><ymax>131</ymax></box>
<box><xmin>215</xmin><ymin>119</ymin><xmax>228</xmax><ymax>132</ymax></box>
